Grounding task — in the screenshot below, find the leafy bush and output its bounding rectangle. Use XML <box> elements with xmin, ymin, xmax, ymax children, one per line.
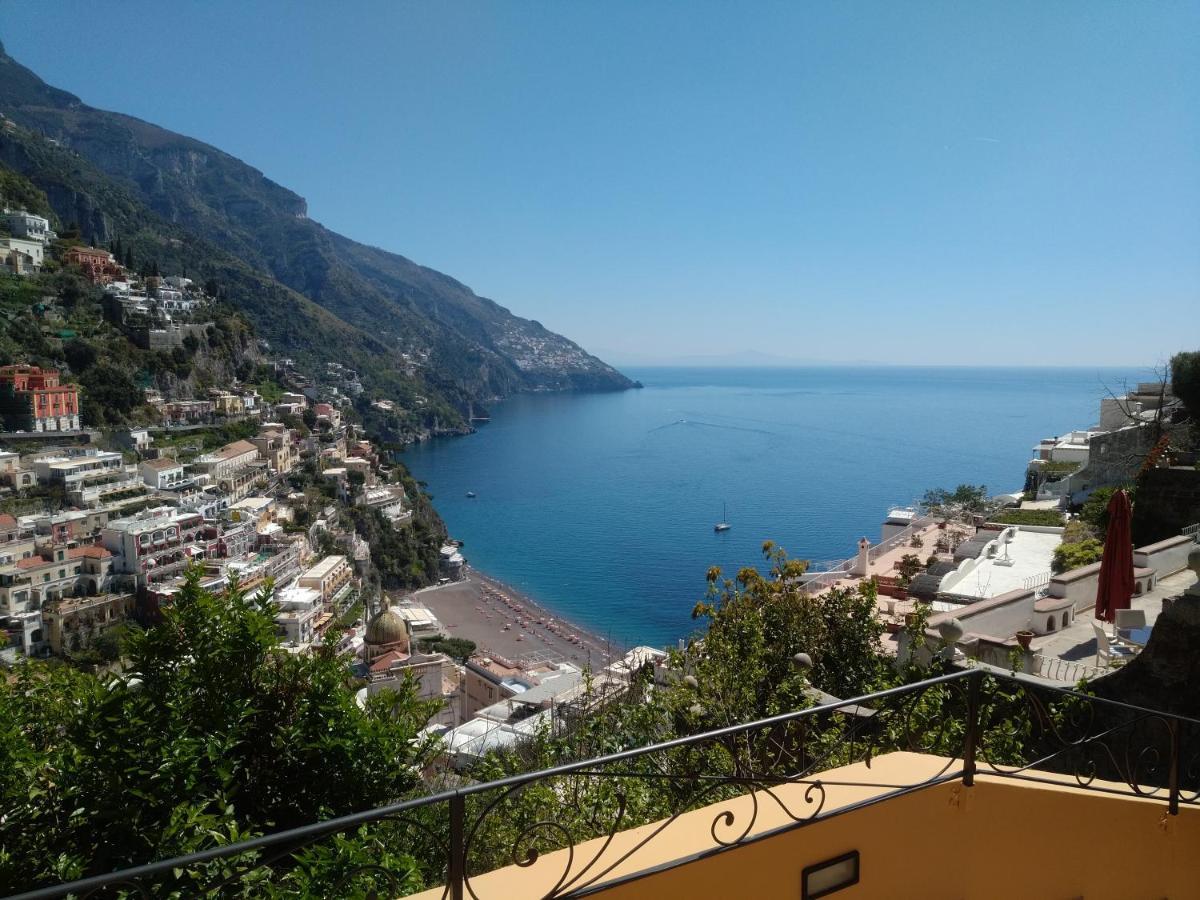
<box><xmin>1078</xmin><ymin>486</ymin><xmax>1134</xmax><ymax>536</ymax></box>
<box><xmin>0</xmin><ymin>571</ymin><xmax>439</xmax><ymax>890</ymax></box>
<box><xmin>991</xmin><ymin>509</ymin><xmax>1065</xmax><ymax>527</ymax></box>
<box><xmin>417</xmin><ymin>634</ymin><xmax>477</xmax><ymax>661</ymax></box>
<box><xmin>896</xmin><ymin>553</ymin><xmax>924</xmax><ymax>586</ymax></box>
<box><xmin>1052</xmin><ymin>538</ymin><xmax>1104</xmax><ymax>574</ymax></box>
<box><xmin>1061</xmin><ymin>519</ymin><xmax>1096</xmax><ymax>544</ymax></box>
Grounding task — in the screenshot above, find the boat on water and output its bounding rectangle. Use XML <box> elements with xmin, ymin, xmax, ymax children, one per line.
<box><xmin>714</xmin><ymin>502</ymin><xmax>731</xmax><ymax>532</ymax></box>
<box><xmin>466</xmin><ymin>491</ymin><xmax>477</xmax><ymax>498</ymax></box>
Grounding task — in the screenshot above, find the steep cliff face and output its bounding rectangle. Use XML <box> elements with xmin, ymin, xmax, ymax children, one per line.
<box><xmin>0</xmin><ymin>42</ymin><xmax>635</xmax><ymax>404</ymax></box>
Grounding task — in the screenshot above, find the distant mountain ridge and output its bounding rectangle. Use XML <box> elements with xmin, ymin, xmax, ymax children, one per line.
<box><xmin>0</xmin><ymin>41</ymin><xmax>634</xmax><ymax>419</ymax></box>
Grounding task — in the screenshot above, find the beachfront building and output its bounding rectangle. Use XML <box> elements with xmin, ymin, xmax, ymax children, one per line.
<box><xmin>440</xmin><ymin>544</ymin><xmax>465</xmax><ymax>581</ymax></box>
<box><xmin>0</xmin><ymin>365</ymin><xmax>81</xmax><ymax>432</ymax></box>
<box><xmin>435</xmin><ymin>660</ymin><xmax>585</xmax><ymax>767</ymax></box>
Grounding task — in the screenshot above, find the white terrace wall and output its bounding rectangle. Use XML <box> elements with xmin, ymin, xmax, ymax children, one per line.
<box><xmin>928</xmin><ymin>588</ymin><xmax>1037</xmax><ymax>644</ymax></box>
<box><xmin>1048</xmin><ymin>534</ymin><xmax>1189</xmax><ymax>614</ymax></box>
<box><xmin>1048</xmin><ymin>563</ymin><xmax>1103</xmax><ymax>613</ymax></box>
<box><xmin>1132</xmin><ymin>534</ymin><xmax>1194</xmax><ymax>581</ymax></box>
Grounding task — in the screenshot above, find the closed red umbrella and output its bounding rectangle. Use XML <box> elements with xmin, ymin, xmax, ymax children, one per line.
<box><xmin>1094</xmin><ymin>489</ymin><xmax>1134</xmax><ymax>622</ymax></box>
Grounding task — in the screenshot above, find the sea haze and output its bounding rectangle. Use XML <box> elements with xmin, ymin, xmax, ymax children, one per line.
<box><xmin>402</xmin><ymin>366</ymin><xmax>1151</xmax><ymax>649</ymax></box>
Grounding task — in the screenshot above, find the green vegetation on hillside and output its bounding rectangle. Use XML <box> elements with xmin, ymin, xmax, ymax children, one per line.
<box><xmin>0</xmin><ymin>572</ymin><xmax>438</xmax><ymax>893</ymax></box>
<box><xmin>0</xmin><ymin>163</ymin><xmax>52</xmax><ymax>219</ymax></box>
<box><xmin>0</xmin><ymin>262</ymin><xmax>255</xmax><ymax>428</ymax></box>
<box><xmin>0</xmin><ymin>46</ymin><xmax>634</xmax><ymax>434</ymax></box>
<box><xmin>0</xmin><ymin>133</ymin><xmax>466</xmax><ymax>437</ymax></box>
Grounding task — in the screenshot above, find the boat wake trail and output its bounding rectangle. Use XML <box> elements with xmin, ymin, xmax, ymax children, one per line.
<box><xmin>647</xmin><ymin>418</ymin><xmax>777</xmax><ymax>437</ymax></box>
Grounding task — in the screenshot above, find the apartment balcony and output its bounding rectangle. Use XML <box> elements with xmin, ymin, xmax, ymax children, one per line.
<box><xmin>20</xmin><ymin>670</ymin><xmax>1200</xmax><ymax>900</ymax></box>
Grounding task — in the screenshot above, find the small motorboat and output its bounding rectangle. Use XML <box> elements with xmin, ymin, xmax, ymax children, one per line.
<box><xmin>466</xmin><ymin>491</ymin><xmax>477</xmax><ymax>498</ymax></box>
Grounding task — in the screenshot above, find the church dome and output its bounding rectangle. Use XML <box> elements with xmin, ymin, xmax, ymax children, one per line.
<box><xmin>365</xmin><ymin>603</ymin><xmax>410</xmax><ymax>650</ymax></box>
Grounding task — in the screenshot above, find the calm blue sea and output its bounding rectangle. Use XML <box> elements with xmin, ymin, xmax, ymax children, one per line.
<box><xmin>402</xmin><ymin>366</ymin><xmax>1150</xmax><ymax>649</ymax></box>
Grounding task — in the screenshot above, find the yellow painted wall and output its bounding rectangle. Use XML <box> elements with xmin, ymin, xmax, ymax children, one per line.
<box><xmin>420</xmin><ymin>753</ymin><xmax>1199</xmax><ymax>900</ymax></box>
<box><xmin>592</xmin><ymin>777</ymin><xmax>1196</xmax><ymax>900</ymax></box>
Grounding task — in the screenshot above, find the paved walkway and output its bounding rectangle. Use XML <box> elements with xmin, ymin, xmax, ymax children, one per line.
<box><xmin>1032</xmin><ymin>569</ymin><xmax>1197</xmax><ymax>665</ymax></box>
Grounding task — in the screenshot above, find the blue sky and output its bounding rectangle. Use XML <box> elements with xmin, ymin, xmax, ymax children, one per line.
<box><xmin>2</xmin><ymin>2</ymin><xmax>1197</xmax><ymax>366</ymax></box>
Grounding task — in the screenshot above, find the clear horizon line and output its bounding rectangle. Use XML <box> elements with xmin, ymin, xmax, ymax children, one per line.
<box><xmin>613</xmin><ymin>361</ymin><xmax>1159</xmax><ymax>370</ymax></box>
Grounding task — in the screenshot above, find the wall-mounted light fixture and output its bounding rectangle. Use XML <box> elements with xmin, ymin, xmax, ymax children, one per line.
<box><xmin>802</xmin><ymin>850</ymin><xmax>859</xmax><ymax>899</ymax></box>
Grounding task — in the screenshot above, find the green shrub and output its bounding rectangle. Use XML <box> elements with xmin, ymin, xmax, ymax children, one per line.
<box><xmin>1052</xmin><ymin>538</ymin><xmax>1104</xmax><ymax>574</ymax></box>
<box><xmin>991</xmin><ymin>509</ymin><xmax>1065</xmax><ymax>527</ymax></box>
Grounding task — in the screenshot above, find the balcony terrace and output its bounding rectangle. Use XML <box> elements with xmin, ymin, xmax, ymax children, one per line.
<box><xmin>12</xmin><ymin>669</ymin><xmax>1200</xmax><ymax>900</ymax></box>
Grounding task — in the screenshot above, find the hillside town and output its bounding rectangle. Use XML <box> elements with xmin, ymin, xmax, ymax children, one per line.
<box><xmin>1</xmin><ymin>214</ymin><xmax>670</xmax><ymax>771</ymax></box>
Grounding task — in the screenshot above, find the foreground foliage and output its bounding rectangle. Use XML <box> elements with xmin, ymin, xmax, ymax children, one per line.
<box><xmin>0</xmin><ymin>572</ymin><xmax>438</xmax><ymax>894</ymax></box>
<box><xmin>1</xmin><ymin>547</ymin><xmax>1103</xmax><ymax>897</ymax></box>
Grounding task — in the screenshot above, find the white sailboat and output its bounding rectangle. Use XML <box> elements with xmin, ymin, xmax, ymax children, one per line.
<box><xmin>714</xmin><ymin>502</ymin><xmax>731</xmax><ymax>532</ymax></box>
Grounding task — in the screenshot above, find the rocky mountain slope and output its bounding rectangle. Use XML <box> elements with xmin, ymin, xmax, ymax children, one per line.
<box><xmin>0</xmin><ymin>42</ymin><xmax>634</xmax><ymax>413</ymax></box>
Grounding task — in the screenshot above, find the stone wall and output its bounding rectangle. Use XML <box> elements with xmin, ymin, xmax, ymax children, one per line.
<box><xmin>1063</xmin><ymin>423</ymin><xmax>1185</xmax><ymax>504</ymax></box>
<box><xmin>1131</xmin><ymin>467</ymin><xmax>1200</xmax><ymax>546</ymax></box>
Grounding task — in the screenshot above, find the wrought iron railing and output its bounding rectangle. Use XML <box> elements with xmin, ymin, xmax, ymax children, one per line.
<box><xmin>8</xmin><ymin>669</ymin><xmax>1198</xmax><ymax>900</ymax></box>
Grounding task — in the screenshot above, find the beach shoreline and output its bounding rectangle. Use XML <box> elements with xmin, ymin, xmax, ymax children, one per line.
<box><xmin>409</xmin><ymin>566</ymin><xmax>627</xmax><ymax>672</ymax></box>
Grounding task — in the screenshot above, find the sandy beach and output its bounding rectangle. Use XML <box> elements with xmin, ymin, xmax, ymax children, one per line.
<box><xmin>409</xmin><ymin>567</ymin><xmax>625</xmax><ymax>671</ymax></box>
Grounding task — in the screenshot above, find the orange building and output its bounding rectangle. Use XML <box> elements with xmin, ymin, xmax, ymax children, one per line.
<box><xmin>62</xmin><ymin>245</ymin><xmax>125</xmax><ymax>284</ymax></box>
<box><xmin>0</xmin><ymin>365</ymin><xmax>81</xmax><ymax>432</ymax></box>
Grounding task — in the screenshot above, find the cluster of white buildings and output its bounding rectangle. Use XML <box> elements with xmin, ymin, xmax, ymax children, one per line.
<box><xmin>419</xmin><ymin>644</ymin><xmax>669</xmax><ymax>769</ymax></box>
<box><xmin>0</xmin><ymin>209</ymin><xmax>55</xmax><ymax>276</ymax></box>
<box><xmin>1026</xmin><ymin>381</ymin><xmax>1184</xmax><ymax>505</ymax></box>
<box><xmin>104</xmin><ymin>275</ymin><xmax>208</xmax><ymax>323</ymax></box>
<box><xmin>0</xmin><ymin>364</ymin><xmax>428</xmax><ymax>664</ymax></box>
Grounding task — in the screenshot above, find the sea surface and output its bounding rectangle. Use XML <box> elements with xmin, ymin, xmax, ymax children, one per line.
<box><xmin>402</xmin><ymin>366</ymin><xmax>1151</xmax><ymax>649</ymax></box>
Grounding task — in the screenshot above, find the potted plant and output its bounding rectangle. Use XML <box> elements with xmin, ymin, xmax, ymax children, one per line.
<box><xmin>1015</xmin><ymin>629</ymin><xmax>1034</xmax><ymax>650</ymax></box>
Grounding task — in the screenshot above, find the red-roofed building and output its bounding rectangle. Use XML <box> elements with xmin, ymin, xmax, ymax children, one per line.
<box><xmin>0</xmin><ymin>365</ymin><xmax>81</xmax><ymax>432</ymax></box>
<box><xmin>63</xmin><ymin>245</ymin><xmax>124</xmax><ymax>284</ymax></box>
<box><xmin>0</xmin><ymin>544</ymin><xmax>116</xmax><ymax>654</ymax></box>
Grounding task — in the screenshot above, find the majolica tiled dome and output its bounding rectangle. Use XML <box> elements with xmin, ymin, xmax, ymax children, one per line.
<box><xmin>365</xmin><ymin>603</ymin><xmax>410</xmax><ymax>651</ymax></box>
